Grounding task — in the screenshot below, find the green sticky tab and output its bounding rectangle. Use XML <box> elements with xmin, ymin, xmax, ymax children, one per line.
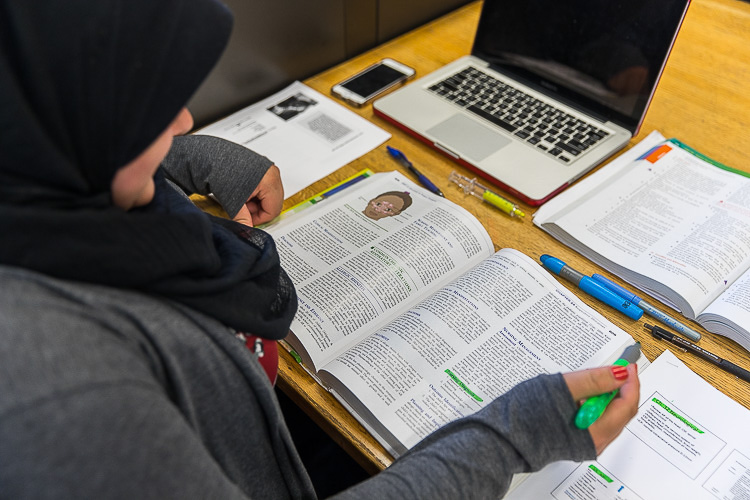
<box><xmin>668</xmin><ymin>138</ymin><xmax>749</xmax><ymax>177</ymax></box>
<box><xmin>289</xmin><ymin>349</ymin><xmax>302</xmax><ymax>364</ymax></box>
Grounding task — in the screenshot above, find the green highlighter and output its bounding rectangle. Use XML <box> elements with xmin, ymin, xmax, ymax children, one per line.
<box><xmin>574</xmin><ymin>343</ymin><xmax>641</xmax><ymax>429</ymax></box>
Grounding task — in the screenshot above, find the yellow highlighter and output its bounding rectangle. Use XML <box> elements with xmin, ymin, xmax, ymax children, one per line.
<box><xmin>448</xmin><ymin>171</ymin><xmax>525</xmax><ymax>218</ymax></box>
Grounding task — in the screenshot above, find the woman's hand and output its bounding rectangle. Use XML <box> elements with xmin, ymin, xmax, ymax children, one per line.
<box><xmin>563</xmin><ymin>363</ymin><xmax>640</xmax><ymax>454</ymax></box>
<box><xmin>233</xmin><ymin>165</ymin><xmax>284</xmax><ymax>227</ymax></box>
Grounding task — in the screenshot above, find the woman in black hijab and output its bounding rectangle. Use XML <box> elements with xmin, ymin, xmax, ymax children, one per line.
<box><xmin>0</xmin><ymin>0</ymin><xmax>313</xmax><ymax>496</ymax></box>
<box><xmin>0</xmin><ymin>0</ymin><xmax>295</xmax><ymax>340</ymax></box>
<box><xmin>0</xmin><ymin>0</ymin><xmax>640</xmax><ymax>498</ymax></box>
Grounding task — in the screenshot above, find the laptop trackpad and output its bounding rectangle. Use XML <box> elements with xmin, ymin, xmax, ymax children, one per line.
<box><xmin>427</xmin><ymin>114</ymin><xmax>511</xmax><ymax>162</ymax></box>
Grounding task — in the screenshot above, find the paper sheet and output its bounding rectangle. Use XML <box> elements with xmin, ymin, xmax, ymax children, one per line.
<box><xmin>195</xmin><ymin>81</ymin><xmax>391</xmax><ymax>198</ymax></box>
<box><xmin>507</xmin><ymin>350</ymin><xmax>750</xmax><ymax>499</ymax></box>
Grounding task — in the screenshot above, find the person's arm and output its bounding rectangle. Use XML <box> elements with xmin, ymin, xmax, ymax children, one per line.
<box><xmin>160</xmin><ymin>134</ymin><xmax>274</xmax><ymax>220</ymax></box>
<box><xmin>332</xmin><ymin>365</ymin><xmax>638</xmax><ymax>499</ymax></box>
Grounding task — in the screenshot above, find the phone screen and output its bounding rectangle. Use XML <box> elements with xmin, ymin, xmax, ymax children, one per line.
<box><xmin>341</xmin><ymin>64</ymin><xmax>408</xmax><ymax>99</ymax></box>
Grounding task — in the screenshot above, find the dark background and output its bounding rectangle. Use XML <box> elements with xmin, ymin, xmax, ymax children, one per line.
<box><xmin>189</xmin><ymin>0</ymin><xmax>472</xmax><ymax>127</ymax></box>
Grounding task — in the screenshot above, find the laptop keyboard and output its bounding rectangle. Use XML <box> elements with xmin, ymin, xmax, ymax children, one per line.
<box><xmin>427</xmin><ymin>67</ymin><xmax>610</xmax><ymax>164</ymax></box>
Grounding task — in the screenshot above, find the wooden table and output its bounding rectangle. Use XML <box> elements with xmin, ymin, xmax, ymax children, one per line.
<box><xmin>275</xmin><ymin>0</ymin><xmax>750</xmax><ymax>474</ymax></box>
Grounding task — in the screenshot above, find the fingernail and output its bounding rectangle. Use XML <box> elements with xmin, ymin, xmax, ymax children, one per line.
<box><xmin>611</xmin><ymin>365</ymin><xmax>629</xmax><ymax>380</ymax></box>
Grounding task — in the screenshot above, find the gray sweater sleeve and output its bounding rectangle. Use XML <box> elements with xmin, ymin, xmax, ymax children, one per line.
<box><xmin>160</xmin><ymin>134</ymin><xmax>273</xmax><ymax>218</ymax></box>
<box><xmin>333</xmin><ymin>374</ymin><xmax>596</xmax><ymax>499</ymax></box>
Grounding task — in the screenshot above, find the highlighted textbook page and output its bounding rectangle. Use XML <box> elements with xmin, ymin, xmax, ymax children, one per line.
<box><xmin>318</xmin><ymin>249</ymin><xmax>634</xmax><ymax>455</ymax></box>
<box><xmin>267</xmin><ymin>173</ymin><xmax>635</xmax><ymax>455</ymax></box>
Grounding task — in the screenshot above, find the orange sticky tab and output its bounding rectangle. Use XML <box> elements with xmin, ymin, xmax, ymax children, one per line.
<box><xmin>645</xmin><ymin>144</ymin><xmax>672</xmax><ymax>163</ymax></box>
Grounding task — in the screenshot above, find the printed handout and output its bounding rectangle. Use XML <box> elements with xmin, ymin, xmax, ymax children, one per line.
<box><xmin>506</xmin><ymin>350</ymin><xmax>750</xmax><ymax>499</ymax></box>
<box><xmin>196</xmin><ymin>81</ymin><xmax>390</xmax><ymax>198</ymax></box>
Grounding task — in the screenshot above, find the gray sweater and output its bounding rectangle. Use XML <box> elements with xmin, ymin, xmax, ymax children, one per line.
<box><xmin>0</xmin><ymin>136</ymin><xmax>596</xmax><ymax>498</ymax></box>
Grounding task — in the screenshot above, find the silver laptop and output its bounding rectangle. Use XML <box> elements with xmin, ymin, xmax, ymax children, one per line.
<box><xmin>374</xmin><ymin>1</ymin><xmax>691</xmax><ymax>206</ymax></box>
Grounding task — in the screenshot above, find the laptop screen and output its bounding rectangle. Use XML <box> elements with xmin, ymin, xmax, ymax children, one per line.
<box><xmin>472</xmin><ymin>0</ymin><xmax>690</xmax><ymax>132</ymax></box>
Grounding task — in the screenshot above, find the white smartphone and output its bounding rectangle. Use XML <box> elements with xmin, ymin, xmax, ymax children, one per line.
<box><xmin>331</xmin><ymin>58</ymin><xmax>415</xmax><ymax>107</ymax></box>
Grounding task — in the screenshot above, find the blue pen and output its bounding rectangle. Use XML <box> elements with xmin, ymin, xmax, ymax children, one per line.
<box><xmin>591</xmin><ymin>274</ymin><xmax>701</xmax><ymax>342</ymax></box>
<box><xmin>386</xmin><ymin>145</ymin><xmax>444</xmax><ymax>197</ymax></box>
<box><xmin>540</xmin><ymin>255</ymin><xmax>643</xmax><ymax>320</ymax></box>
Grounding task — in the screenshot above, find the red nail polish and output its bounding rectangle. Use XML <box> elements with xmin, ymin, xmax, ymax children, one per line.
<box><xmin>611</xmin><ymin>365</ymin><xmax>629</xmax><ymax>380</ymax></box>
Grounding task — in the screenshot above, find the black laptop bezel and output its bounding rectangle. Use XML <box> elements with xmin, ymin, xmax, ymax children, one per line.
<box><xmin>470</xmin><ymin>1</ymin><xmax>691</xmax><ymax>134</ymax></box>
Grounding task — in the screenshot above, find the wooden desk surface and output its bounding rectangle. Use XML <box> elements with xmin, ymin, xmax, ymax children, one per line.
<box><xmin>277</xmin><ymin>0</ymin><xmax>750</xmax><ymax>474</ymax></box>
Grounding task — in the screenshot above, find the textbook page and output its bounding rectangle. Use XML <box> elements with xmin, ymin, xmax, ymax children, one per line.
<box><xmin>534</xmin><ymin>131</ymin><xmax>665</xmax><ymax>222</ymax></box>
<box><xmin>534</xmin><ymin>134</ymin><xmax>750</xmax><ymax>319</ymax></box>
<box><xmin>699</xmin><ymin>270</ymin><xmax>750</xmax><ymax>348</ymax></box>
<box><xmin>506</xmin><ymin>349</ymin><xmax>750</xmax><ymax>500</ymax></box>
<box><xmin>318</xmin><ymin>249</ymin><xmax>634</xmax><ymax>454</ymax></box>
<box><xmin>195</xmin><ymin>81</ymin><xmax>390</xmax><ymax>198</ymax></box>
<box><xmin>266</xmin><ymin>171</ymin><xmax>494</xmax><ymax>371</ymax></box>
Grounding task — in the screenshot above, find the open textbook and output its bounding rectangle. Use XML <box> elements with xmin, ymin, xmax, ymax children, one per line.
<box><xmin>506</xmin><ymin>349</ymin><xmax>750</xmax><ymax>499</ymax></box>
<box><xmin>265</xmin><ymin>171</ymin><xmax>637</xmax><ymax>456</ymax></box>
<box><xmin>535</xmin><ymin>131</ymin><xmax>750</xmax><ymax>352</ymax></box>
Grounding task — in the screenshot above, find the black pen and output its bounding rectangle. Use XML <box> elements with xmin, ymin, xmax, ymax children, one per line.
<box><xmin>645</xmin><ymin>323</ymin><xmax>750</xmax><ymax>383</ymax></box>
<box><xmin>386</xmin><ymin>146</ymin><xmax>444</xmax><ymax>197</ymax></box>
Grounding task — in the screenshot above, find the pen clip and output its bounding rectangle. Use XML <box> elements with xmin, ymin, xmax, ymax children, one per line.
<box><xmin>645</xmin><ymin>323</ymin><xmax>672</xmax><ymax>341</ymax></box>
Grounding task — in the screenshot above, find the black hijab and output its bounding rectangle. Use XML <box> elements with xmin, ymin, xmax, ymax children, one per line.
<box><xmin>0</xmin><ymin>0</ymin><xmax>297</xmax><ymax>339</ymax></box>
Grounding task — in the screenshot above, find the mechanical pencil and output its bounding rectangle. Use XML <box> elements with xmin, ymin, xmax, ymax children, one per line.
<box><xmin>592</xmin><ymin>273</ymin><xmax>701</xmax><ymax>342</ymax></box>
<box><xmin>386</xmin><ymin>145</ymin><xmax>444</xmax><ymax>197</ymax></box>
<box><xmin>540</xmin><ymin>255</ymin><xmax>643</xmax><ymax>320</ymax></box>
<box><xmin>646</xmin><ymin>323</ymin><xmax>750</xmax><ymax>383</ymax></box>
<box><xmin>575</xmin><ymin>342</ymin><xmax>641</xmax><ymax>429</ymax></box>
<box><xmin>448</xmin><ymin>171</ymin><xmax>525</xmax><ymax>218</ymax></box>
